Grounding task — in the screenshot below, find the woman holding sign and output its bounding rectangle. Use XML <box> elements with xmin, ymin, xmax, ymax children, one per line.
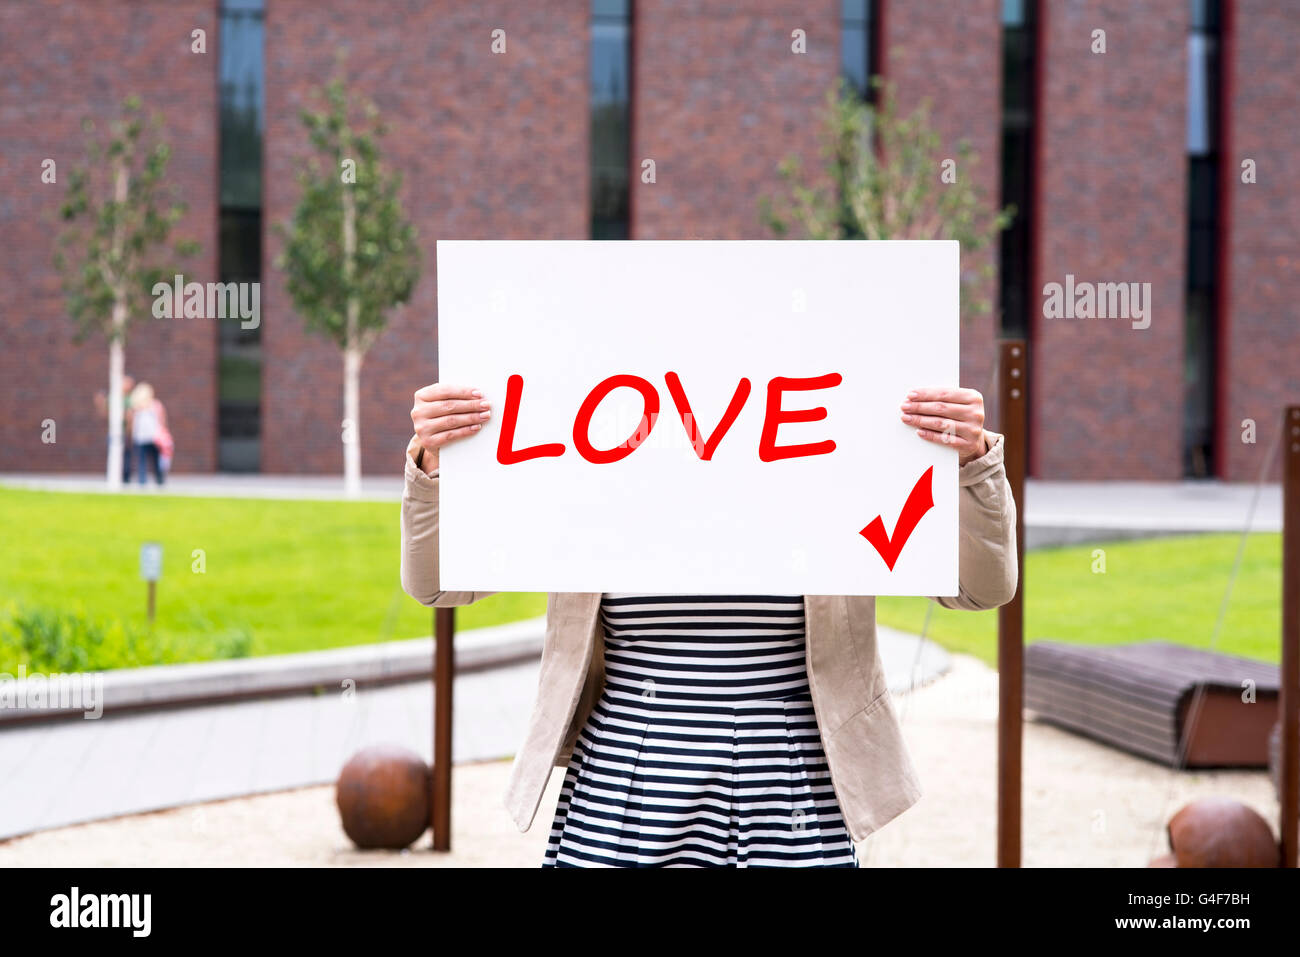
<box><xmin>401</xmin><ymin>381</ymin><xmax>1016</xmax><ymax>868</ymax></box>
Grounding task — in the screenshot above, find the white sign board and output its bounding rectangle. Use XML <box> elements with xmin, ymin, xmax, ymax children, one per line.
<box><xmin>139</xmin><ymin>542</ymin><xmax>163</xmax><ymax>582</ymax></box>
<box><xmin>436</xmin><ymin>240</ymin><xmax>959</xmax><ymax>596</ymax></box>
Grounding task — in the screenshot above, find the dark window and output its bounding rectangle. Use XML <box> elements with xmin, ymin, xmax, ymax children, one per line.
<box><xmin>1183</xmin><ymin>0</ymin><xmax>1221</xmax><ymax>477</ymax></box>
<box><xmin>835</xmin><ymin>1</ymin><xmax>879</xmax><ymax>239</ymax></box>
<box><xmin>998</xmin><ymin>0</ymin><xmax>1037</xmax><ymax>340</ymax></box>
<box><xmin>840</xmin><ymin>0</ymin><xmax>880</xmax><ymax>101</ymax></box>
<box><xmin>218</xmin><ymin>0</ymin><xmax>264</xmax><ymax>472</ymax></box>
<box><xmin>591</xmin><ymin>0</ymin><xmax>631</xmax><ymax>240</ymax></box>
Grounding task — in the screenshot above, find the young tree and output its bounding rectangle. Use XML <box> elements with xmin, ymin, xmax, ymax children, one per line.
<box><xmin>760</xmin><ymin>79</ymin><xmax>1012</xmax><ymax>320</ymax></box>
<box><xmin>276</xmin><ymin>70</ymin><xmax>420</xmax><ymax>497</ymax></box>
<box><xmin>55</xmin><ymin>96</ymin><xmax>196</xmax><ymax>489</ymax></box>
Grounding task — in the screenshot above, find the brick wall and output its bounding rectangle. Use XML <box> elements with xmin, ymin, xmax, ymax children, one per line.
<box><xmin>884</xmin><ymin>0</ymin><xmax>1004</xmax><ymax>411</ymax></box>
<box><xmin>0</xmin><ymin>0</ymin><xmax>219</xmax><ymax>473</ymax></box>
<box><xmin>1221</xmin><ymin>0</ymin><xmax>1300</xmax><ymax>481</ymax></box>
<box><xmin>1032</xmin><ymin>0</ymin><xmax>1189</xmax><ymax>479</ymax></box>
<box><xmin>5</xmin><ymin>1</ymin><xmax>1295</xmax><ymax>482</ymax></box>
<box><xmin>260</xmin><ymin>0</ymin><xmax>589</xmax><ymax>475</ymax></box>
<box><xmin>630</xmin><ymin>0</ymin><xmax>837</xmax><ymax>240</ymax></box>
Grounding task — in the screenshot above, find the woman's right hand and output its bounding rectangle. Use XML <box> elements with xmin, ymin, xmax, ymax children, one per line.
<box><xmin>410</xmin><ymin>383</ymin><xmax>492</xmax><ymax>474</ymax></box>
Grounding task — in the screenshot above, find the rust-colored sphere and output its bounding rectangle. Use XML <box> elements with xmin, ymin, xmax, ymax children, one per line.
<box><xmin>1165</xmin><ymin>797</ymin><xmax>1278</xmax><ymax>868</ymax></box>
<box><xmin>336</xmin><ymin>745</ymin><xmax>431</xmax><ymax>850</ymax></box>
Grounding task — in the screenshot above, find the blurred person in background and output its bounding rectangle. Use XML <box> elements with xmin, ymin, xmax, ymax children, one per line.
<box><xmin>128</xmin><ymin>382</ymin><xmax>170</xmax><ymax>487</ymax></box>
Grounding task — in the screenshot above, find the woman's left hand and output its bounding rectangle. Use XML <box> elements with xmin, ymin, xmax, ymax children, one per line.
<box><xmin>901</xmin><ymin>387</ymin><xmax>989</xmax><ymax>466</ymax></box>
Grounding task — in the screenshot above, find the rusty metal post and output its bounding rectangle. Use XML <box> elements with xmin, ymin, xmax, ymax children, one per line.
<box><xmin>1282</xmin><ymin>406</ymin><xmax>1300</xmax><ymax>867</ymax></box>
<box><xmin>432</xmin><ymin>606</ymin><xmax>455</xmax><ymax>851</ymax></box>
<box><xmin>997</xmin><ymin>340</ymin><xmax>1027</xmax><ymax>868</ymax></box>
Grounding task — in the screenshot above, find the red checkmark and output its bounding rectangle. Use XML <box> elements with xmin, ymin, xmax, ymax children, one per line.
<box><xmin>859</xmin><ymin>466</ymin><xmax>935</xmax><ymax>571</ymax></box>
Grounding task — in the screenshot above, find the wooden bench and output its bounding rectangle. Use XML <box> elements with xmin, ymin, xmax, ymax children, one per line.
<box><xmin>1024</xmin><ymin>641</ymin><xmax>1280</xmax><ymax>768</ymax></box>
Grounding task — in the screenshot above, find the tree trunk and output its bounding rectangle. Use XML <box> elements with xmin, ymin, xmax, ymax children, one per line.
<box><xmin>343</xmin><ymin>339</ymin><xmax>362</xmax><ymax>498</ymax></box>
<box><xmin>106</xmin><ymin>158</ymin><xmax>129</xmax><ymax>490</ymax></box>
<box><xmin>107</xmin><ymin>332</ymin><xmax>125</xmax><ymax>489</ymax></box>
<box><xmin>341</xmin><ymin>172</ymin><xmax>361</xmax><ymax>498</ymax></box>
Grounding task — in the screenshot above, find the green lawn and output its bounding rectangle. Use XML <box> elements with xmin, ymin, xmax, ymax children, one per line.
<box><xmin>0</xmin><ymin>486</ymin><xmax>1283</xmax><ymax>673</ymax></box>
<box><xmin>0</xmin><ymin>487</ymin><xmax>544</xmax><ymax>672</ymax></box>
<box><xmin>877</xmin><ymin>532</ymin><xmax>1282</xmax><ymax>667</ymax></box>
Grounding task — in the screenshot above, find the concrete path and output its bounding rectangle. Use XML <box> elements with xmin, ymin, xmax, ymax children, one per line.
<box><xmin>0</xmin><ymin>472</ymin><xmax>404</xmax><ymax>501</ymax></box>
<box><xmin>1024</xmin><ymin>478</ymin><xmax>1281</xmax><ymax>547</ymax></box>
<box><xmin>0</xmin><ymin>623</ymin><xmax>947</xmax><ymax>840</ymax></box>
<box><xmin>0</xmin><ymin>652</ymin><xmax>1277</xmax><ymax>867</ymax></box>
<box><xmin>0</xmin><ymin>659</ymin><xmax>541</xmax><ymax>840</ymax></box>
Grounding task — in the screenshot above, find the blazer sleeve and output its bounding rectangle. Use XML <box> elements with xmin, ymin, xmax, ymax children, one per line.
<box><xmin>400</xmin><ymin>441</ymin><xmax>498</xmax><ymax>607</ymax></box>
<box><xmin>932</xmin><ymin>429</ymin><xmax>1019</xmax><ymax>612</ymax></box>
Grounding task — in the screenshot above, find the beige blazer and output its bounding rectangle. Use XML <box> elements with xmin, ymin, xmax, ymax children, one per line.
<box><xmin>399</xmin><ymin>431</ymin><xmax>1018</xmax><ymax>842</ymax></box>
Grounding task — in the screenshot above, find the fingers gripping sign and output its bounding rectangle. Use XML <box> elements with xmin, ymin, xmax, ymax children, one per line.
<box><xmin>410</xmin><ymin>383</ymin><xmax>493</xmax><ymax>473</ymax></box>
<box><xmin>899</xmin><ymin>386</ymin><xmax>988</xmax><ymax>466</ymax></box>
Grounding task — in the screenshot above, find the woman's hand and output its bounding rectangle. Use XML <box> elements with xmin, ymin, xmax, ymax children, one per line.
<box><xmin>901</xmin><ymin>387</ymin><xmax>989</xmax><ymax>466</ymax></box>
<box><xmin>410</xmin><ymin>383</ymin><xmax>491</xmax><ymax>474</ymax></box>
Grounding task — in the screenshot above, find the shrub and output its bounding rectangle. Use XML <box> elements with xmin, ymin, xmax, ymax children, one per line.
<box><xmin>0</xmin><ymin>603</ymin><xmax>251</xmax><ymax>674</ymax></box>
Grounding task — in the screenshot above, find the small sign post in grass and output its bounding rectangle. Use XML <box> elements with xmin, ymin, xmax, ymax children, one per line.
<box><xmin>139</xmin><ymin>541</ymin><xmax>162</xmax><ymax>626</ymax></box>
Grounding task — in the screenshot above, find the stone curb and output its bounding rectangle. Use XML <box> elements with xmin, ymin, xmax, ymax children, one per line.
<box><xmin>0</xmin><ymin>616</ymin><xmax>546</xmax><ymax>724</ymax></box>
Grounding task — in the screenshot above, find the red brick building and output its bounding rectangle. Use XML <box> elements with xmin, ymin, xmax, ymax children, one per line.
<box><xmin>2</xmin><ymin>0</ymin><xmax>1295</xmax><ymax>480</ymax></box>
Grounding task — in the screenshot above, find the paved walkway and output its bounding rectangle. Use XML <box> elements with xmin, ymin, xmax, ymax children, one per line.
<box><xmin>0</xmin><ymin>652</ymin><xmax>1277</xmax><ymax>867</ymax></box>
<box><xmin>0</xmin><ymin>660</ymin><xmax>540</xmax><ymax>840</ymax></box>
<box><xmin>1024</xmin><ymin>479</ymin><xmax>1280</xmax><ymax>547</ymax></box>
<box><xmin>0</xmin><ymin>624</ymin><xmax>948</xmax><ymax>839</ymax></box>
<box><xmin>0</xmin><ymin>472</ymin><xmax>405</xmax><ymax>501</ymax></box>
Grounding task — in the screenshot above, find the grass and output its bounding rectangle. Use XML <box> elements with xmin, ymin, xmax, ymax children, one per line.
<box><xmin>1</xmin><ymin>487</ymin><xmax>1284</xmax><ymax>672</ymax></box>
<box><xmin>0</xmin><ymin>487</ymin><xmax>544</xmax><ymax>672</ymax></box>
<box><xmin>877</xmin><ymin>532</ymin><xmax>1283</xmax><ymax>667</ymax></box>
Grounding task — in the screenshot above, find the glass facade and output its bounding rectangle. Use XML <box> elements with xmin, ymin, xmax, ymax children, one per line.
<box><xmin>998</xmin><ymin>0</ymin><xmax>1036</xmax><ymax>340</ymax></box>
<box><xmin>1183</xmin><ymin>0</ymin><xmax>1221</xmax><ymax>477</ymax></box>
<box><xmin>837</xmin><ymin>0</ymin><xmax>879</xmax><ymax>240</ymax></box>
<box><xmin>218</xmin><ymin>0</ymin><xmax>264</xmax><ymax>472</ymax></box>
<box><xmin>591</xmin><ymin>0</ymin><xmax>631</xmax><ymax>239</ymax></box>
<box><xmin>840</xmin><ymin>0</ymin><xmax>879</xmax><ymax>101</ymax></box>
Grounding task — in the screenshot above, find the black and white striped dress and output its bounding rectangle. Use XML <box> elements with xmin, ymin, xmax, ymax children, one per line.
<box><xmin>542</xmin><ymin>594</ymin><xmax>858</xmax><ymax>867</ymax></box>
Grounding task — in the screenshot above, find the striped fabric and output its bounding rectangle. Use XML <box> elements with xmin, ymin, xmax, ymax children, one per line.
<box><xmin>542</xmin><ymin>594</ymin><xmax>858</xmax><ymax>868</ymax></box>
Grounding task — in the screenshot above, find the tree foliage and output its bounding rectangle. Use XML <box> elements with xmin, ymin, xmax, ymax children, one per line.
<box><xmin>54</xmin><ymin>95</ymin><xmax>196</xmax><ymax>343</ymax></box>
<box><xmin>275</xmin><ymin>73</ymin><xmax>419</xmax><ymax>355</ymax></box>
<box><xmin>760</xmin><ymin>79</ymin><xmax>1013</xmax><ymax>319</ymax></box>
